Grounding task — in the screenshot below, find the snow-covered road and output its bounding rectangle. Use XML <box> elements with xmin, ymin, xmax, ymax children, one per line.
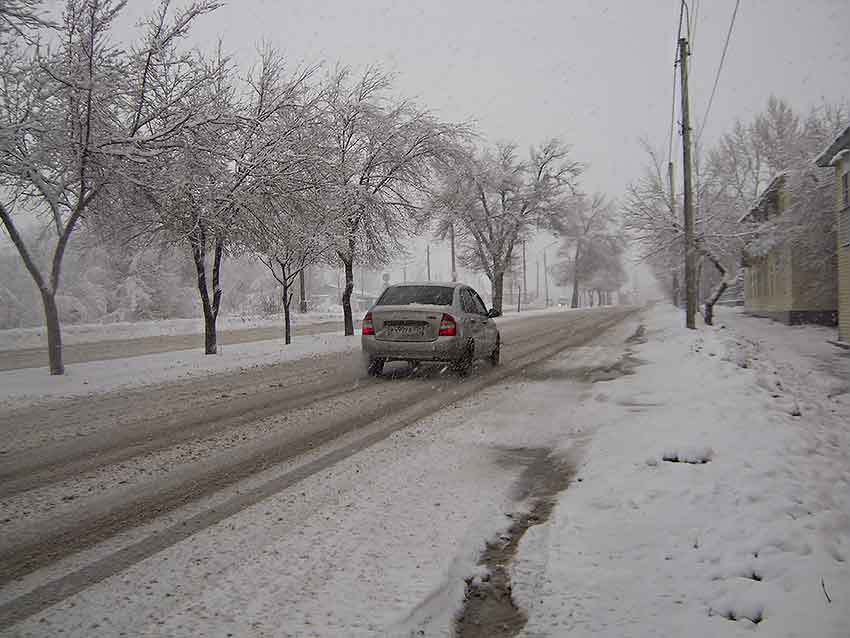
<box><xmin>0</xmin><ymin>306</ymin><xmax>637</xmax><ymax>635</ymax></box>
<box><xmin>2</xmin><ymin>304</ymin><xmax>848</xmax><ymax>637</ymax></box>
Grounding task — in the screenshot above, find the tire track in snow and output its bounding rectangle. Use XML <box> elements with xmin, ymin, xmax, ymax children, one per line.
<box><xmin>0</xmin><ymin>307</ymin><xmax>637</xmax><ymax>630</ymax></box>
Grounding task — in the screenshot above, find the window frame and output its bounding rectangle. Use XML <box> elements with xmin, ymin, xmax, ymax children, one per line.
<box><xmin>469</xmin><ymin>289</ymin><xmax>489</xmax><ymax>315</ymax></box>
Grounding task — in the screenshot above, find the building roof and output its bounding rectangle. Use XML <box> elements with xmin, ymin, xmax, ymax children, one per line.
<box><xmin>815</xmin><ymin>125</ymin><xmax>850</xmax><ymax>167</ymax></box>
<box><xmin>737</xmin><ymin>173</ymin><xmax>786</xmax><ymax>224</ymax></box>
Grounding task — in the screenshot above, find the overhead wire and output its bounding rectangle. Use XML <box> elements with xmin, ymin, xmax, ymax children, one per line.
<box><xmin>668</xmin><ymin>0</ymin><xmax>689</xmax><ymax>166</ymax></box>
<box><xmin>697</xmin><ymin>0</ymin><xmax>741</xmax><ymax>143</ymax></box>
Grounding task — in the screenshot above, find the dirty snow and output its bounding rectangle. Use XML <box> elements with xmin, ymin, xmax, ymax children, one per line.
<box><xmin>4</xmin><ymin>304</ymin><xmax>848</xmax><ymax>637</ymax></box>
<box><xmin>0</xmin><ymin>307</ymin><xmax>571</xmax><ymax>407</ymax></box>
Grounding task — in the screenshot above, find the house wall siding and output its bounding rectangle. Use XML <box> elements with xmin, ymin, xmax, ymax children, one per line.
<box><xmin>744</xmin><ymin>245</ymin><xmax>795</xmax><ymax>316</ymax></box>
<box><xmin>837</xmin><ymin>155</ymin><xmax>850</xmax><ymax>341</ymax></box>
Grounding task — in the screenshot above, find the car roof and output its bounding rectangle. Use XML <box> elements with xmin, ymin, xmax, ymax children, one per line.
<box><xmin>386</xmin><ymin>281</ymin><xmax>465</xmax><ymax>288</ymax></box>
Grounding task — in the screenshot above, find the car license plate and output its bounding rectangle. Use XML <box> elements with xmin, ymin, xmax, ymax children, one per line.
<box><xmin>388</xmin><ymin>325</ymin><xmax>425</xmax><ymax>339</ymax></box>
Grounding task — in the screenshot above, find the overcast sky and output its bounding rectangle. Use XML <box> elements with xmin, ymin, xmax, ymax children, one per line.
<box><xmin>115</xmin><ymin>0</ymin><xmax>850</xmax><ymax>199</ymax></box>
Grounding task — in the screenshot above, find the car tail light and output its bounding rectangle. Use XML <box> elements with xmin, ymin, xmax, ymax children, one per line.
<box><xmin>362</xmin><ymin>312</ymin><xmax>375</xmax><ymax>335</ymax></box>
<box><xmin>438</xmin><ymin>313</ymin><xmax>457</xmax><ymax>336</ymax></box>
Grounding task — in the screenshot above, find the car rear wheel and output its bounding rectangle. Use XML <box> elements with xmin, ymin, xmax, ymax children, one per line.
<box><xmin>453</xmin><ymin>341</ymin><xmax>474</xmax><ymax>377</ymax></box>
<box><xmin>489</xmin><ymin>337</ymin><xmax>501</xmax><ymax>366</ymax></box>
<box><xmin>367</xmin><ymin>357</ymin><xmax>385</xmax><ymax>377</ymax></box>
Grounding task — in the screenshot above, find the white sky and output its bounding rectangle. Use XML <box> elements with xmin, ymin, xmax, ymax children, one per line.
<box><xmin>113</xmin><ymin>0</ymin><xmax>850</xmax><ymax>198</ymax></box>
<box><xmin>109</xmin><ymin>0</ymin><xmax>850</xmax><ymax>292</ymax></box>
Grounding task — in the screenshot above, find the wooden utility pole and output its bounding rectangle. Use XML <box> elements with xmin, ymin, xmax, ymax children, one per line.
<box><xmin>679</xmin><ymin>36</ymin><xmax>697</xmax><ymax>329</ymax></box>
<box><xmin>543</xmin><ymin>250</ymin><xmax>549</xmax><ymax>307</ymax></box>
<box><xmin>426</xmin><ymin>244</ymin><xmax>431</xmax><ymax>281</ymax></box>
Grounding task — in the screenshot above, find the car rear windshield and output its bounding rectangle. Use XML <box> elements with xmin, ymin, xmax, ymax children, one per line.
<box><xmin>376</xmin><ymin>285</ymin><xmax>454</xmax><ymax>306</ymax></box>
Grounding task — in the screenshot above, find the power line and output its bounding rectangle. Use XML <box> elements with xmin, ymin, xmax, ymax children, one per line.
<box><xmin>667</xmin><ymin>63</ymin><xmax>678</xmax><ymax>166</ymax></box>
<box><xmin>691</xmin><ymin>0</ymin><xmax>700</xmax><ymax>49</ymax></box>
<box><xmin>669</xmin><ymin>0</ymin><xmax>692</xmax><ymax>166</ymax></box>
<box><xmin>697</xmin><ymin>0</ymin><xmax>741</xmax><ymax>143</ymax></box>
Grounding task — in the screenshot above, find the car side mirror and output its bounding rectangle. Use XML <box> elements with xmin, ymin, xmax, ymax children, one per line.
<box><xmin>487</xmin><ymin>308</ymin><xmax>501</xmax><ymax>318</ymax></box>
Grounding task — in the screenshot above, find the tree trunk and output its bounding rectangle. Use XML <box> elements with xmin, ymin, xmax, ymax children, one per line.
<box><xmin>298</xmin><ymin>269</ymin><xmax>307</xmax><ymax>313</ymax></box>
<box><xmin>191</xmin><ymin>233</ymin><xmax>221</xmax><ymax>355</ymax></box>
<box><xmin>571</xmin><ymin>243</ymin><xmax>581</xmax><ymax>308</ymax></box>
<box><xmin>490</xmin><ymin>271</ymin><xmax>505</xmax><ymax>314</ymax></box>
<box><xmin>703</xmin><ymin>255</ymin><xmax>729</xmax><ymax>326</ymax></box>
<box><xmin>40</xmin><ymin>289</ymin><xmax>64</xmax><ymax>375</ymax></box>
<box><xmin>282</xmin><ymin>277</ymin><xmax>292</xmax><ymax>345</ymax></box>
<box><xmin>672</xmin><ymin>272</ymin><xmax>680</xmax><ymax>307</ymax></box>
<box><xmin>341</xmin><ymin>257</ymin><xmax>355</xmax><ymax>336</ymax></box>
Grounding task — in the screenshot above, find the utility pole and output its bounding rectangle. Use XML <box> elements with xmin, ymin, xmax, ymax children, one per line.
<box><xmin>679</xmin><ymin>36</ymin><xmax>697</xmax><ymax>329</ymax></box>
<box><xmin>543</xmin><ymin>250</ymin><xmax>549</xmax><ymax>307</ymax></box>
<box><xmin>449</xmin><ymin>222</ymin><xmax>457</xmax><ymax>282</ymax></box>
<box><xmin>426</xmin><ymin>244</ymin><xmax>431</xmax><ymax>281</ymax></box>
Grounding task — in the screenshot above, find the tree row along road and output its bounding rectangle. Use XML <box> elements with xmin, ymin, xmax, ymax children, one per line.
<box><xmin>0</xmin><ymin>307</ymin><xmax>638</xmax><ymax>630</ymax></box>
<box><xmin>0</xmin><ymin>320</ymin><xmax>358</xmax><ymax>372</ymax></box>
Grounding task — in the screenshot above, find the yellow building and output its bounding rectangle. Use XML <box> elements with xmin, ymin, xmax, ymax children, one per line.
<box><xmin>740</xmin><ymin>173</ymin><xmax>838</xmax><ymax>326</ymax></box>
<box><xmin>816</xmin><ymin>125</ymin><xmax>850</xmax><ymax>343</ymax></box>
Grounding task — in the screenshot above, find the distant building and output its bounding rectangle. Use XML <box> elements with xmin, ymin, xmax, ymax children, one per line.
<box><xmin>815</xmin><ymin>125</ymin><xmax>850</xmax><ymax>342</ymax></box>
<box><xmin>739</xmin><ymin>173</ymin><xmax>837</xmax><ymax>326</ymax></box>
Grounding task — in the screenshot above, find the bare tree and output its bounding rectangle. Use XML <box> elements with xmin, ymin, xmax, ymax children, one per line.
<box><xmin>625</xmin><ymin>98</ymin><xmax>848</xmax><ymax>325</ymax></box>
<box><xmin>250</xmin><ymin>190</ymin><xmax>340</xmax><ymax>344</ymax></box>
<box><xmin>317</xmin><ymin>66</ymin><xmax>466</xmax><ymax>335</ymax></box>
<box><xmin>0</xmin><ymin>0</ymin><xmax>220</xmax><ymax>374</ymax></box>
<box><xmin>0</xmin><ymin>0</ymin><xmax>53</xmax><ymax>43</ymax></box>
<box><xmin>551</xmin><ymin>192</ymin><xmax>622</xmax><ymax>308</ymax></box>
<box><xmin>623</xmin><ymin>141</ymin><xmax>743</xmax><ymax>325</ymax></box>
<box><xmin>112</xmin><ymin>45</ymin><xmax>320</xmax><ymax>354</ymax></box>
<box><xmin>435</xmin><ymin>140</ymin><xmax>582</xmax><ymax>312</ymax></box>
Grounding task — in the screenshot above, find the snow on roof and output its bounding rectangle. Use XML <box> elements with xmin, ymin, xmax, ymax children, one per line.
<box><xmin>737</xmin><ymin>173</ymin><xmax>787</xmax><ymax>224</ymax></box>
<box><xmin>815</xmin><ymin>124</ymin><xmax>850</xmax><ymax>167</ymax></box>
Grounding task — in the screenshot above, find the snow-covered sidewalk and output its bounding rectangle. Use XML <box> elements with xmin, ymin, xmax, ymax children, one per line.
<box><xmin>513</xmin><ymin>305</ymin><xmax>850</xmax><ymax>637</ymax></box>
<box><xmin>0</xmin><ymin>312</ymin><xmax>348</xmax><ymax>351</ymax></box>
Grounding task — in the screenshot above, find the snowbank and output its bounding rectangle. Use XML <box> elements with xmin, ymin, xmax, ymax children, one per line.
<box><xmin>0</xmin><ymin>311</ymin><xmax>346</xmax><ymax>351</ymax></box>
<box><xmin>513</xmin><ymin>305</ymin><xmax>850</xmax><ymax>637</ymax></box>
<box><xmin>0</xmin><ymin>334</ymin><xmax>359</xmax><ymax>408</ymax></box>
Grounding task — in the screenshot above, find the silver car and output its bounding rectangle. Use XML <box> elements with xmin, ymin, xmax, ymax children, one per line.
<box><xmin>361</xmin><ymin>282</ymin><xmax>501</xmax><ymax>376</ymax></box>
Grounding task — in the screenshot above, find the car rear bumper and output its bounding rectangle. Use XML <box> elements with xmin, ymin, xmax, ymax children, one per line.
<box><xmin>361</xmin><ymin>335</ymin><xmax>464</xmax><ymax>362</ymax></box>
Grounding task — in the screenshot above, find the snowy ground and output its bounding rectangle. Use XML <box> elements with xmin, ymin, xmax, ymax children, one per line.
<box><xmin>4</xmin><ymin>304</ymin><xmax>848</xmax><ymax>637</ymax></box>
<box><xmin>0</xmin><ymin>312</ymin><xmax>347</xmax><ymax>350</ymax></box>
<box><xmin>0</xmin><ymin>333</ymin><xmax>359</xmax><ymax>409</ymax></box>
<box><xmin>0</xmin><ymin>306</ymin><xmax>569</xmax><ymax>407</ymax></box>
<box><xmin>0</xmin><ymin>305</ymin><xmax>551</xmax><ymax>351</ymax></box>
<box><xmin>512</xmin><ymin>306</ymin><xmax>850</xmax><ymax>637</ymax></box>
